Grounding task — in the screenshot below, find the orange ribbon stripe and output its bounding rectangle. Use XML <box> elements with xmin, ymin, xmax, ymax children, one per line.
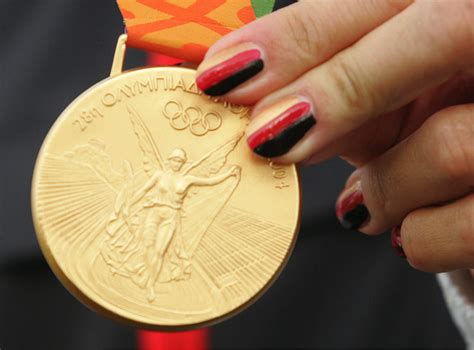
<box><xmin>117</xmin><ymin>0</ymin><xmax>256</xmax><ymax>62</ymax></box>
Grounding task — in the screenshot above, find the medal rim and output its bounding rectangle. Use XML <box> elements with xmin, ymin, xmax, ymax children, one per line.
<box><xmin>31</xmin><ymin>66</ymin><xmax>302</xmax><ymax>331</ymax></box>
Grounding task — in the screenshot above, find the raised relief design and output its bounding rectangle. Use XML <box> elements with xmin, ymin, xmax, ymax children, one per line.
<box><xmin>72</xmin><ymin>108</ymin><xmax>104</xmax><ymax>131</ymax></box>
<box><xmin>36</xmin><ymin>103</ymin><xmax>294</xmax><ymax>321</ymax></box>
<box><xmin>163</xmin><ymin>101</ymin><xmax>222</xmax><ymax>136</ymax></box>
<box><xmin>100</xmin><ymin>106</ymin><xmax>241</xmax><ymax>302</ymax></box>
<box><xmin>270</xmin><ymin>161</ymin><xmax>290</xmax><ymax>189</ymax></box>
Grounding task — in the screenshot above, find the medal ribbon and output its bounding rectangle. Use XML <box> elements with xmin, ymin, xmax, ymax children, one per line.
<box><xmin>117</xmin><ymin>0</ymin><xmax>279</xmax><ymax>62</ymax></box>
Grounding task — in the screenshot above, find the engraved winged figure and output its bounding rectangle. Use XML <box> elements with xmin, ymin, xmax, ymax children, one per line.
<box><xmin>101</xmin><ymin>105</ymin><xmax>242</xmax><ymax>302</ymax></box>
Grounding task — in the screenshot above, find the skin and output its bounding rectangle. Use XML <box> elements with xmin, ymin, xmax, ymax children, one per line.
<box><xmin>130</xmin><ymin>154</ymin><xmax>240</xmax><ymax>301</ymax></box>
<box><xmin>197</xmin><ymin>0</ymin><xmax>474</xmax><ymax>273</ymax></box>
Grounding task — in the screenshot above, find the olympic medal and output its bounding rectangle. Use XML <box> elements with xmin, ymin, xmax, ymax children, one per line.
<box><xmin>32</xmin><ymin>63</ymin><xmax>300</xmax><ymax>329</ymax></box>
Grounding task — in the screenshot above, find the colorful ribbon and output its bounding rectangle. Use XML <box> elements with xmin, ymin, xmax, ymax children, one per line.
<box><xmin>117</xmin><ymin>0</ymin><xmax>277</xmax><ymax>62</ymax></box>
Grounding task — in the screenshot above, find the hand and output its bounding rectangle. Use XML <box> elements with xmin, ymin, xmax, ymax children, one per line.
<box><xmin>196</xmin><ymin>0</ymin><xmax>474</xmax><ymax>272</ymax></box>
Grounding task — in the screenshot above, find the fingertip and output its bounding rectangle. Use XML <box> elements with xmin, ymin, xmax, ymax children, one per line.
<box><xmin>345</xmin><ymin>169</ymin><xmax>362</xmax><ymax>190</ymax></box>
<box><xmin>196</xmin><ymin>43</ymin><xmax>265</xmax><ymax>97</ymax></box>
<box><xmin>335</xmin><ymin>180</ymin><xmax>372</xmax><ymax>232</ymax></box>
<box><xmin>390</xmin><ymin>225</ymin><xmax>407</xmax><ymax>259</ymax></box>
<box><xmin>245</xmin><ymin>96</ymin><xmax>317</xmax><ymax>160</ymax></box>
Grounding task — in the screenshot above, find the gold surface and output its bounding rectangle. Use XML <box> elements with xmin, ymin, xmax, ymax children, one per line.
<box><xmin>31</xmin><ymin>41</ymin><xmax>300</xmax><ymax>330</ymax></box>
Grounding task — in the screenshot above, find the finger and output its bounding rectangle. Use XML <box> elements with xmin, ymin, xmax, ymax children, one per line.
<box><xmin>305</xmin><ymin>72</ymin><xmax>474</xmax><ymax>166</ymax></box>
<box><xmin>195</xmin><ymin>0</ymin><xmax>413</xmax><ymax>101</ymax></box>
<box><xmin>395</xmin><ymin>193</ymin><xmax>474</xmax><ymax>273</ymax></box>
<box><xmin>335</xmin><ymin>104</ymin><xmax>474</xmax><ymax>233</ymax></box>
<box><xmin>246</xmin><ymin>0</ymin><xmax>473</xmax><ymax>161</ymax></box>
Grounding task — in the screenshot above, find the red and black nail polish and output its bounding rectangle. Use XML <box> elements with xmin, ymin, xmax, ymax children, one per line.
<box><xmin>336</xmin><ymin>189</ymin><xmax>370</xmax><ymax>230</ymax></box>
<box><xmin>196</xmin><ymin>49</ymin><xmax>264</xmax><ymax>96</ymax></box>
<box><xmin>247</xmin><ymin>100</ymin><xmax>316</xmax><ymax>158</ymax></box>
<box><xmin>391</xmin><ymin>226</ymin><xmax>406</xmax><ymax>258</ymax></box>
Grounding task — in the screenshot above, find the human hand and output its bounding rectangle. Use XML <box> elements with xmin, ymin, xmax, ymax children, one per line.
<box><xmin>195</xmin><ymin>0</ymin><xmax>473</xmax><ymax>272</ymax></box>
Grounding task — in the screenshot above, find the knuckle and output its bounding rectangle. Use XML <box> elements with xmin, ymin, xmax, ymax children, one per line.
<box><xmin>328</xmin><ymin>53</ymin><xmax>378</xmax><ymax>115</ymax></box>
<box><xmin>428</xmin><ymin>106</ymin><xmax>474</xmax><ymax>183</ymax></box>
<box><xmin>282</xmin><ymin>6</ymin><xmax>321</xmax><ymax>59</ymax></box>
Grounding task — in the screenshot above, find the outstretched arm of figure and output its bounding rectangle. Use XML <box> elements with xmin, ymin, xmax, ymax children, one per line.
<box><xmin>130</xmin><ymin>171</ymin><xmax>160</xmax><ymax>205</ymax></box>
<box><xmin>187</xmin><ymin>166</ymin><xmax>240</xmax><ymax>188</ymax></box>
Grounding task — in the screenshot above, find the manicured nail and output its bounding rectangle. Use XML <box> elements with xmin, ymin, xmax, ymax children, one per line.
<box><xmin>391</xmin><ymin>226</ymin><xmax>406</xmax><ymax>259</ymax></box>
<box><xmin>196</xmin><ymin>43</ymin><xmax>264</xmax><ymax>96</ymax></box>
<box><xmin>246</xmin><ymin>96</ymin><xmax>316</xmax><ymax>158</ymax></box>
<box><xmin>336</xmin><ymin>181</ymin><xmax>370</xmax><ymax>230</ymax></box>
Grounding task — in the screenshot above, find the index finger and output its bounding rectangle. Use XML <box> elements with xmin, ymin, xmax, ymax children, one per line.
<box><xmin>245</xmin><ymin>0</ymin><xmax>472</xmax><ymax>161</ymax></box>
<box><xmin>196</xmin><ymin>0</ymin><xmax>412</xmax><ymax>103</ymax></box>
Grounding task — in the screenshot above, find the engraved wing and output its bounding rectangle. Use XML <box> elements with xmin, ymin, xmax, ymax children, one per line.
<box><xmin>183</xmin><ymin>132</ymin><xmax>243</xmax><ymax>177</ymax></box>
<box><xmin>99</xmin><ymin>106</ymin><xmax>166</xmax><ymax>283</ymax></box>
<box><xmin>127</xmin><ymin>104</ymin><xmax>164</xmax><ymax>176</ymax></box>
<box><xmin>178</xmin><ymin>133</ymin><xmax>244</xmax><ymax>256</ymax></box>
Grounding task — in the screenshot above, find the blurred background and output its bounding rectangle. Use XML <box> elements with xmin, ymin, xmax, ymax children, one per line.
<box><xmin>0</xmin><ymin>1</ymin><xmax>464</xmax><ymax>349</ymax></box>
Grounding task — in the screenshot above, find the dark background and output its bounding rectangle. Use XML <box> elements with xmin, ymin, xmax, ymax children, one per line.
<box><xmin>0</xmin><ymin>1</ymin><xmax>464</xmax><ymax>349</ymax></box>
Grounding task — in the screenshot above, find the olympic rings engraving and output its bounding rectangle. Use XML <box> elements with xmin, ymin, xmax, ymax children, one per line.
<box><xmin>163</xmin><ymin>101</ymin><xmax>222</xmax><ymax>136</ymax></box>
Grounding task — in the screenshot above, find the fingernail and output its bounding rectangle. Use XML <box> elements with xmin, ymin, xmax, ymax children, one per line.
<box><xmin>196</xmin><ymin>43</ymin><xmax>264</xmax><ymax>96</ymax></box>
<box><xmin>391</xmin><ymin>226</ymin><xmax>406</xmax><ymax>259</ymax></box>
<box><xmin>246</xmin><ymin>96</ymin><xmax>316</xmax><ymax>158</ymax></box>
<box><xmin>336</xmin><ymin>181</ymin><xmax>370</xmax><ymax>230</ymax></box>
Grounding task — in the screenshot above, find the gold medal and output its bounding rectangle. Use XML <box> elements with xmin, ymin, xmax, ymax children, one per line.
<box><xmin>31</xmin><ymin>35</ymin><xmax>301</xmax><ymax>329</ymax></box>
